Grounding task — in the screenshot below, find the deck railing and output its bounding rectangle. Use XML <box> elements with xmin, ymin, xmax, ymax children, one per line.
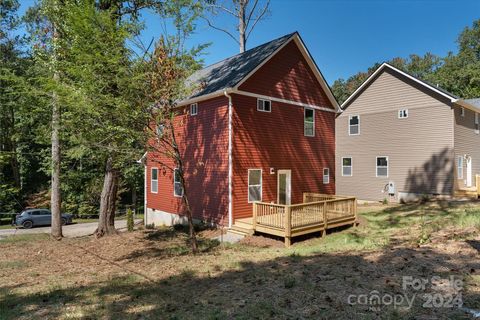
<box><xmin>253</xmin><ymin>193</ymin><xmax>357</xmax><ymax>246</ymax></box>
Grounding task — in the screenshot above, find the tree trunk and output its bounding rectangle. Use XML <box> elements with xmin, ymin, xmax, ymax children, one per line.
<box><xmin>50</xmin><ymin>23</ymin><xmax>63</xmax><ymax>240</ymax></box>
<box><xmin>132</xmin><ymin>186</ymin><xmax>137</xmax><ymax>213</ymax></box>
<box><xmin>95</xmin><ymin>156</ymin><xmax>119</xmax><ymax>237</ymax></box>
<box><xmin>239</xmin><ymin>0</ymin><xmax>246</xmax><ymax>53</ymax></box>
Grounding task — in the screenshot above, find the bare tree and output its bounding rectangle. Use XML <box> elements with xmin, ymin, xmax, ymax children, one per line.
<box><xmin>203</xmin><ymin>0</ymin><xmax>270</xmax><ymax>52</ymax></box>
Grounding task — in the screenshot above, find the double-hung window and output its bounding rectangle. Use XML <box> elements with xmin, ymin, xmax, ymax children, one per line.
<box><xmin>190</xmin><ymin>103</ymin><xmax>198</xmax><ymax>116</ymax></box>
<box><xmin>323</xmin><ymin>168</ymin><xmax>330</xmax><ymax>184</ymax></box>
<box><xmin>457</xmin><ymin>156</ymin><xmax>464</xmax><ymax>179</ymax></box>
<box><xmin>342</xmin><ymin>157</ymin><xmax>352</xmax><ymax>176</ymax></box>
<box><xmin>173</xmin><ymin>168</ymin><xmax>183</xmax><ymax>197</ymax></box>
<box><xmin>376</xmin><ymin>157</ymin><xmax>388</xmax><ymax>177</ymax></box>
<box><xmin>304</xmin><ymin>108</ymin><xmax>315</xmax><ymax>137</ymax></box>
<box><xmin>475</xmin><ymin>113</ymin><xmax>479</xmax><ymax>134</ymax></box>
<box><xmin>349</xmin><ymin>115</ymin><xmax>360</xmax><ymax>135</ymax></box>
<box><xmin>248</xmin><ymin>169</ymin><xmax>262</xmax><ymax>202</ymax></box>
<box><xmin>257</xmin><ymin>99</ymin><xmax>271</xmax><ymax>112</ymax></box>
<box><xmin>151</xmin><ymin>168</ymin><xmax>158</xmax><ymax>193</ymax></box>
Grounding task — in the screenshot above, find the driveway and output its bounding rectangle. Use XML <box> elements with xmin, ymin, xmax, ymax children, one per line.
<box><xmin>0</xmin><ymin>219</ymin><xmax>142</xmax><ymax>240</ymax></box>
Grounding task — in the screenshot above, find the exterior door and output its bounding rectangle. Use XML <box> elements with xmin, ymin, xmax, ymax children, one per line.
<box><xmin>467</xmin><ymin>157</ymin><xmax>473</xmax><ymax>187</ymax></box>
<box><xmin>277</xmin><ymin>170</ymin><xmax>291</xmax><ymax>205</ymax></box>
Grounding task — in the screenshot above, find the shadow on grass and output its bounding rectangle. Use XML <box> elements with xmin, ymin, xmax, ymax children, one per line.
<box><xmin>1</xmin><ymin>242</ymin><xmax>479</xmax><ymax>320</ymax></box>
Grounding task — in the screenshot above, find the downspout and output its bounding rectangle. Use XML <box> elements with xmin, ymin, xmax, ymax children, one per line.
<box><xmin>224</xmin><ymin>89</ymin><xmax>233</xmax><ymax>228</ymax></box>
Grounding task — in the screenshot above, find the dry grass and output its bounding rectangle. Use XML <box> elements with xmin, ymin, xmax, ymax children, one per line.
<box><xmin>1</xmin><ymin>201</ymin><xmax>480</xmax><ymax>319</ymax></box>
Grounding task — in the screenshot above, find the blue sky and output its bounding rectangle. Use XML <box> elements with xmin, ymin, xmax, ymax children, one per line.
<box><xmin>19</xmin><ymin>0</ymin><xmax>480</xmax><ymax>84</ymax></box>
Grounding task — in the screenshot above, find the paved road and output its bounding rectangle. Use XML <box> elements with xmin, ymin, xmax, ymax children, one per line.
<box><xmin>0</xmin><ymin>219</ymin><xmax>142</xmax><ymax>240</ymax></box>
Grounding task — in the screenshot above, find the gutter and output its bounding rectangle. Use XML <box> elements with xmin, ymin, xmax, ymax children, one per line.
<box><xmin>224</xmin><ymin>89</ymin><xmax>233</xmax><ymax>228</ymax></box>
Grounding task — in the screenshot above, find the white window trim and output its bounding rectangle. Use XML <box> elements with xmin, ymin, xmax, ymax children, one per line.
<box><xmin>349</xmin><ymin>115</ymin><xmax>360</xmax><ymax>136</ymax></box>
<box><xmin>247</xmin><ymin>169</ymin><xmax>262</xmax><ymax>203</ymax></box>
<box><xmin>190</xmin><ymin>103</ymin><xmax>198</xmax><ymax>116</ymax></box>
<box><xmin>304</xmin><ymin>107</ymin><xmax>315</xmax><ymax>137</ymax></box>
<box><xmin>173</xmin><ymin>168</ymin><xmax>183</xmax><ymax>197</ymax></box>
<box><xmin>376</xmin><ymin>156</ymin><xmax>389</xmax><ymax>178</ymax></box>
<box><xmin>342</xmin><ymin>157</ymin><xmax>353</xmax><ymax>177</ymax></box>
<box><xmin>151</xmin><ymin>167</ymin><xmax>158</xmax><ymax>194</ymax></box>
<box><xmin>461</xmin><ymin>107</ymin><xmax>465</xmax><ymax>117</ymax></box>
<box><xmin>323</xmin><ymin>168</ymin><xmax>330</xmax><ymax>184</ymax></box>
<box><xmin>257</xmin><ymin>98</ymin><xmax>271</xmax><ymax>112</ymax></box>
<box><xmin>398</xmin><ymin>109</ymin><xmax>408</xmax><ymax>119</ymax></box>
<box><xmin>475</xmin><ymin>113</ymin><xmax>479</xmax><ymax>134</ymax></box>
<box><xmin>457</xmin><ymin>156</ymin><xmax>464</xmax><ymax>179</ymax></box>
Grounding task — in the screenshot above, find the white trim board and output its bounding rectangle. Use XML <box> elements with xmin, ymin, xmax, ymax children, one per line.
<box><xmin>341</xmin><ymin>63</ymin><xmax>458</xmax><ymax>110</ymax></box>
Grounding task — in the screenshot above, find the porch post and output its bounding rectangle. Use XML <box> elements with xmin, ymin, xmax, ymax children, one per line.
<box><xmin>252</xmin><ymin>202</ymin><xmax>257</xmax><ymax>231</ymax></box>
<box><xmin>285</xmin><ymin>205</ymin><xmax>292</xmax><ymax>247</ymax></box>
<box><xmin>322</xmin><ymin>201</ymin><xmax>327</xmax><ymax>238</ymax></box>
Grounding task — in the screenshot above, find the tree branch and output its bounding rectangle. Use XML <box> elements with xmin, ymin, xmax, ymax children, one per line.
<box><xmin>245</xmin><ymin>0</ymin><xmax>259</xmax><ymax>30</ymax></box>
<box><xmin>201</xmin><ymin>16</ymin><xmax>239</xmax><ymax>45</ymax></box>
<box><xmin>246</xmin><ymin>0</ymin><xmax>269</xmax><ymax>41</ymax></box>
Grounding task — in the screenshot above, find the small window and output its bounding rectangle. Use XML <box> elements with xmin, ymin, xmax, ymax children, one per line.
<box><xmin>461</xmin><ymin>107</ymin><xmax>465</xmax><ymax>117</ymax></box>
<box><xmin>156</xmin><ymin>124</ymin><xmax>165</xmax><ymax>137</ymax></box>
<box><xmin>342</xmin><ymin>157</ymin><xmax>352</xmax><ymax>176</ymax></box>
<box><xmin>304</xmin><ymin>108</ymin><xmax>315</xmax><ymax>137</ymax></box>
<box><xmin>248</xmin><ymin>169</ymin><xmax>262</xmax><ymax>202</ymax></box>
<box><xmin>257</xmin><ymin>99</ymin><xmax>271</xmax><ymax>112</ymax></box>
<box><xmin>323</xmin><ymin>168</ymin><xmax>330</xmax><ymax>184</ymax></box>
<box><xmin>376</xmin><ymin>157</ymin><xmax>388</xmax><ymax>177</ymax></box>
<box><xmin>398</xmin><ymin>109</ymin><xmax>408</xmax><ymax>119</ymax></box>
<box><xmin>349</xmin><ymin>115</ymin><xmax>360</xmax><ymax>135</ymax></box>
<box><xmin>190</xmin><ymin>103</ymin><xmax>198</xmax><ymax>116</ymax></box>
<box><xmin>457</xmin><ymin>156</ymin><xmax>463</xmax><ymax>179</ymax></box>
<box><xmin>151</xmin><ymin>168</ymin><xmax>158</xmax><ymax>193</ymax></box>
<box><xmin>173</xmin><ymin>168</ymin><xmax>183</xmax><ymax>197</ymax></box>
<box><xmin>475</xmin><ymin>113</ymin><xmax>479</xmax><ymax>134</ymax></box>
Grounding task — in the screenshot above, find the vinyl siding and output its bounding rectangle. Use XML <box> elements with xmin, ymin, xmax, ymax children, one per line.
<box><xmin>336</xmin><ymin>69</ymin><xmax>455</xmax><ymax>201</ymax></box>
<box><xmin>146</xmin><ymin>96</ymin><xmax>229</xmax><ymax>224</ymax></box>
<box><xmin>238</xmin><ymin>40</ymin><xmax>333</xmax><ymax>108</ymax></box>
<box><xmin>232</xmin><ymin>93</ymin><xmax>335</xmax><ymax>220</ymax></box>
<box><xmin>454</xmin><ymin>105</ymin><xmax>480</xmax><ymax>188</ymax></box>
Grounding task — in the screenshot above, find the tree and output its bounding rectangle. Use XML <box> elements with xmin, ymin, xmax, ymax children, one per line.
<box><xmin>203</xmin><ymin>0</ymin><xmax>270</xmax><ymax>52</ymax></box>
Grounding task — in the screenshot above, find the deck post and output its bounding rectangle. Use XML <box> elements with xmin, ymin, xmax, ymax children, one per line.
<box><xmin>353</xmin><ymin>198</ymin><xmax>358</xmax><ymax>227</ymax></box>
<box><xmin>252</xmin><ymin>202</ymin><xmax>257</xmax><ymax>231</ymax></box>
<box><xmin>285</xmin><ymin>205</ymin><xmax>292</xmax><ymax>247</ymax></box>
<box><xmin>322</xmin><ymin>201</ymin><xmax>327</xmax><ymax>238</ymax></box>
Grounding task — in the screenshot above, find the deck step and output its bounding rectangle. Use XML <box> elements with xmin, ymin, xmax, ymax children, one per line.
<box><xmin>233</xmin><ymin>220</ymin><xmax>253</xmax><ymax>229</ymax></box>
<box><xmin>455</xmin><ymin>190</ymin><xmax>478</xmax><ymax>198</ymax></box>
<box><xmin>229</xmin><ymin>225</ymin><xmax>254</xmax><ymax>236</ymax></box>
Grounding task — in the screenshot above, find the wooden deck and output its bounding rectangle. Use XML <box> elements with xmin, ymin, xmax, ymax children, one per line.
<box><xmin>233</xmin><ymin>193</ymin><xmax>357</xmax><ymax>247</ymax></box>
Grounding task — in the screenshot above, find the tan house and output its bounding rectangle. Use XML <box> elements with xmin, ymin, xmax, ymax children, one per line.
<box><xmin>336</xmin><ymin>63</ymin><xmax>480</xmax><ymax>202</ymax></box>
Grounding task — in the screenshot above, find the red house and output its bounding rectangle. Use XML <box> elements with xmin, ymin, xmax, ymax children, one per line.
<box><xmin>143</xmin><ymin>32</ymin><xmax>340</xmax><ymax>232</ymax></box>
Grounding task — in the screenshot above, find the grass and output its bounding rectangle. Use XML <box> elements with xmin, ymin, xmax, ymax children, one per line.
<box><xmin>0</xmin><ymin>201</ymin><xmax>479</xmax><ymax>319</ymax></box>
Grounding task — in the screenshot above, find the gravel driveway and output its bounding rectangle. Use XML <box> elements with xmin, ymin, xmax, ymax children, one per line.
<box><xmin>0</xmin><ymin>219</ymin><xmax>142</xmax><ymax>240</ymax></box>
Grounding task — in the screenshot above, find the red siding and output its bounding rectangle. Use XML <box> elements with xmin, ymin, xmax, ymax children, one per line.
<box><xmin>238</xmin><ymin>40</ymin><xmax>332</xmax><ymax>108</ymax></box>
<box><xmin>146</xmin><ymin>96</ymin><xmax>229</xmax><ymax>225</ymax></box>
<box><xmin>232</xmin><ymin>93</ymin><xmax>336</xmax><ymax>220</ymax></box>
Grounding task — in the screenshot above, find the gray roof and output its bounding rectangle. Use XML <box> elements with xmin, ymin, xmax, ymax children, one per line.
<box><xmin>186</xmin><ymin>32</ymin><xmax>297</xmax><ymax>99</ymax></box>
<box><xmin>464</xmin><ymin>98</ymin><xmax>480</xmax><ymax>111</ymax></box>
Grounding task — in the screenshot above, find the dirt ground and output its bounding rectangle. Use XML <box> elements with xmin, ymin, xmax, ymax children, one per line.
<box><xmin>1</xmin><ymin>205</ymin><xmax>480</xmax><ymax>319</ymax></box>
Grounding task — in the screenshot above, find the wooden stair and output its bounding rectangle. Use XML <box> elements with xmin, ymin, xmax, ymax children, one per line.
<box><xmin>228</xmin><ymin>218</ymin><xmax>254</xmax><ymax>237</ymax></box>
<box><xmin>454</xmin><ymin>187</ymin><xmax>479</xmax><ymax>199</ymax></box>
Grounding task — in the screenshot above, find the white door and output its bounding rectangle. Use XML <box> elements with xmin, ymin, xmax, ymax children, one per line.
<box><xmin>277</xmin><ymin>170</ymin><xmax>291</xmax><ymax>205</ymax></box>
<box><xmin>467</xmin><ymin>157</ymin><xmax>473</xmax><ymax>187</ymax></box>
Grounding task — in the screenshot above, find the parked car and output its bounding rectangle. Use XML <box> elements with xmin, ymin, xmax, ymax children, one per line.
<box><xmin>13</xmin><ymin>209</ymin><xmax>73</xmax><ymax>229</ymax></box>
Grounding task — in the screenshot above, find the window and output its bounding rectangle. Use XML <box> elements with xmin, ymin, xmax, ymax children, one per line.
<box><xmin>457</xmin><ymin>156</ymin><xmax>464</xmax><ymax>179</ymax></box>
<box><xmin>475</xmin><ymin>113</ymin><xmax>479</xmax><ymax>134</ymax></box>
<box><xmin>461</xmin><ymin>107</ymin><xmax>465</xmax><ymax>117</ymax></box>
<box><xmin>151</xmin><ymin>168</ymin><xmax>158</xmax><ymax>193</ymax></box>
<box><xmin>257</xmin><ymin>99</ymin><xmax>271</xmax><ymax>112</ymax></box>
<box><xmin>248</xmin><ymin>169</ymin><xmax>262</xmax><ymax>202</ymax></box>
<box><xmin>173</xmin><ymin>168</ymin><xmax>183</xmax><ymax>197</ymax></box>
<box><xmin>323</xmin><ymin>168</ymin><xmax>330</xmax><ymax>184</ymax></box>
<box><xmin>376</xmin><ymin>157</ymin><xmax>388</xmax><ymax>177</ymax></box>
<box><xmin>349</xmin><ymin>115</ymin><xmax>360</xmax><ymax>135</ymax></box>
<box><xmin>342</xmin><ymin>157</ymin><xmax>352</xmax><ymax>176</ymax></box>
<box><xmin>190</xmin><ymin>103</ymin><xmax>198</xmax><ymax>116</ymax></box>
<box><xmin>304</xmin><ymin>108</ymin><xmax>315</xmax><ymax>137</ymax></box>
<box><xmin>156</xmin><ymin>124</ymin><xmax>165</xmax><ymax>137</ymax></box>
<box><xmin>398</xmin><ymin>109</ymin><xmax>408</xmax><ymax>119</ymax></box>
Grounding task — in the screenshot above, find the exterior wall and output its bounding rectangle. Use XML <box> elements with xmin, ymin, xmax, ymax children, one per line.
<box><xmin>454</xmin><ymin>105</ymin><xmax>480</xmax><ymax>189</ymax></box>
<box><xmin>336</xmin><ymin>69</ymin><xmax>455</xmax><ymax>201</ymax></box>
<box><xmin>146</xmin><ymin>96</ymin><xmax>229</xmax><ymax>225</ymax></box>
<box><xmin>232</xmin><ymin>93</ymin><xmax>335</xmax><ymax>220</ymax></box>
<box><xmin>238</xmin><ymin>40</ymin><xmax>332</xmax><ymax>108</ymax></box>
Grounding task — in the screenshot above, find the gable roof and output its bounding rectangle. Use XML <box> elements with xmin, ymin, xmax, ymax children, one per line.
<box><xmin>462</xmin><ymin>98</ymin><xmax>480</xmax><ymax>112</ymax></box>
<box><xmin>181</xmin><ymin>32</ymin><xmax>340</xmax><ymax>111</ymax></box>
<box><xmin>341</xmin><ymin>63</ymin><xmax>459</xmax><ymax>110</ymax></box>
